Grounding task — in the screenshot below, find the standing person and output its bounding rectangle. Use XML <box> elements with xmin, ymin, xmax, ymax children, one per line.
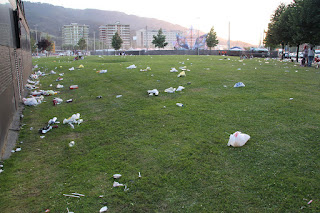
<box><xmin>302</xmin><ymin>45</ymin><xmax>308</xmax><ymax>66</ymax></box>
<box><xmin>308</xmin><ymin>46</ymin><xmax>315</xmax><ymax>67</ymax></box>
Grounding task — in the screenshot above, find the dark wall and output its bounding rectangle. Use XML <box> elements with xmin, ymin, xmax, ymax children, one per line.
<box><xmin>0</xmin><ymin>0</ymin><xmax>32</xmax><ymax>159</ymax></box>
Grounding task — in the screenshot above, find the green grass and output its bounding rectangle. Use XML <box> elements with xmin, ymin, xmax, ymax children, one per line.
<box><xmin>0</xmin><ymin>55</ymin><xmax>319</xmax><ymax>212</ymax></box>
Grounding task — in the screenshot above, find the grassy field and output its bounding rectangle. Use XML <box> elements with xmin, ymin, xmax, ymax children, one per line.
<box><xmin>0</xmin><ymin>55</ymin><xmax>319</xmax><ymax>212</ymax></box>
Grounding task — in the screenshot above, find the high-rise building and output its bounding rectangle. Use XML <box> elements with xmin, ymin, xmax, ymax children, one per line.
<box><xmin>99</xmin><ymin>22</ymin><xmax>131</xmax><ymax>49</ymax></box>
<box><xmin>62</xmin><ymin>23</ymin><xmax>89</xmax><ymax>47</ymax></box>
<box><xmin>135</xmin><ymin>28</ymin><xmax>182</xmax><ymax>50</ymax></box>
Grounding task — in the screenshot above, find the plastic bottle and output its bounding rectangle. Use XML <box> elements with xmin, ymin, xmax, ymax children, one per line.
<box><xmin>176</xmin><ymin>103</ymin><xmax>183</xmax><ymax>107</ymax></box>
<box><xmin>69</xmin><ymin>85</ymin><xmax>78</xmax><ymax>89</ymax></box>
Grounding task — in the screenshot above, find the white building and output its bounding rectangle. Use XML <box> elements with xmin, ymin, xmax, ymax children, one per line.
<box><xmin>62</xmin><ymin>23</ymin><xmax>89</xmax><ymax>46</ymax></box>
<box><xmin>135</xmin><ymin>29</ymin><xmax>182</xmax><ymax>50</ymax></box>
<box><xmin>99</xmin><ymin>22</ymin><xmax>131</xmax><ymax>49</ymax></box>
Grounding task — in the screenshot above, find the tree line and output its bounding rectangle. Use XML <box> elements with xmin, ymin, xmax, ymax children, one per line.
<box><xmin>264</xmin><ymin>0</ymin><xmax>320</xmax><ymax>60</ymax></box>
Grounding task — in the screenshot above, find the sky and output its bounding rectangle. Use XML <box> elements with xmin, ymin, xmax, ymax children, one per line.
<box><xmin>26</xmin><ymin>0</ymin><xmax>294</xmax><ymax>45</ymax></box>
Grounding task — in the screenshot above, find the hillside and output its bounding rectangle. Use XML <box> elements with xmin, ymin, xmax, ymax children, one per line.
<box><xmin>23</xmin><ymin>1</ymin><xmax>253</xmax><ymax>48</ymax></box>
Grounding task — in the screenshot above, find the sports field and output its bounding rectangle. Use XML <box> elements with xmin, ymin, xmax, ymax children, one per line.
<box><xmin>0</xmin><ymin>55</ymin><xmax>319</xmax><ymax>212</ymax></box>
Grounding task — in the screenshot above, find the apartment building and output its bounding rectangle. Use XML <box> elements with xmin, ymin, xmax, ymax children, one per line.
<box><xmin>135</xmin><ymin>29</ymin><xmax>183</xmax><ymax>50</ymax></box>
<box><xmin>99</xmin><ymin>22</ymin><xmax>131</xmax><ymax>49</ymax></box>
<box><xmin>62</xmin><ymin>23</ymin><xmax>89</xmax><ymax>46</ymax></box>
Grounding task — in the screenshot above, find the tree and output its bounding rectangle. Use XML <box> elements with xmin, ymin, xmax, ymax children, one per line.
<box><xmin>30</xmin><ymin>37</ymin><xmax>37</xmax><ymax>53</ymax></box>
<box><xmin>152</xmin><ymin>28</ymin><xmax>168</xmax><ymax>49</ymax></box>
<box><xmin>77</xmin><ymin>37</ymin><xmax>86</xmax><ymax>50</ymax></box>
<box><xmin>264</xmin><ymin>3</ymin><xmax>291</xmax><ymax>59</ymax></box>
<box><xmin>206</xmin><ymin>27</ymin><xmax>219</xmax><ymax>50</ymax></box>
<box><xmin>37</xmin><ymin>38</ymin><xmax>52</xmax><ymax>52</ymax></box>
<box><xmin>112</xmin><ymin>32</ymin><xmax>123</xmax><ymax>50</ymax></box>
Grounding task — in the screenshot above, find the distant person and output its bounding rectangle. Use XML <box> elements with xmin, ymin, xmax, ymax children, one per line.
<box><xmin>308</xmin><ymin>46</ymin><xmax>315</xmax><ymax>67</ymax></box>
<box><xmin>301</xmin><ymin>45</ymin><xmax>308</xmax><ymax>66</ymax></box>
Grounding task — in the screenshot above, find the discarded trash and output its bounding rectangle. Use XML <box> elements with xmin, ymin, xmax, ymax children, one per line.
<box><xmin>59</xmin><ymin>73</ymin><xmax>64</xmax><ymax>76</ymax></box>
<box><xmin>40</xmin><ymin>136</ymin><xmax>45</xmax><ymax>139</ymax></box>
<box><xmin>126</xmin><ymin>64</ymin><xmax>137</xmax><ymax>69</ymax></box>
<box><xmin>234</xmin><ymin>82</ymin><xmax>245</xmax><ymax>88</ymax></box>
<box><xmin>139</xmin><ymin>172</ymin><xmax>142</xmax><ymax>178</ymax></box>
<box><xmin>56</xmin><ymin>84</ymin><xmax>64</xmax><ymax>88</ymax></box>
<box><xmin>53</xmin><ymin>97</ymin><xmax>63</xmax><ymax>105</ymax></box>
<box><xmin>227</xmin><ymin>131</ymin><xmax>251</xmax><ymax>147</ymax></box>
<box><xmin>113</xmin><ymin>181</ymin><xmax>124</xmax><ymax>187</ymax></box>
<box><xmin>97</xmin><ymin>70</ymin><xmax>107</xmax><ymax>74</ymax></box>
<box><xmin>237</xmin><ymin>68</ymin><xmax>242</xmax><ymax>70</ymax></box>
<box><xmin>308</xmin><ymin>200</ymin><xmax>313</xmax><ymax>205</ymax></box>
<box><xmin>48</xmin><ymin>117</ymin><xmax>58</xmax><ymax>125</ymax></box>
<box><xmin>69</xmin><ymin>67</ymin><xmax>75</xmax><ymax>71</ymax></box>
<box><xmin>72</xmin><ymin>192</ymin><xmax>85</xmax><ymax>197</ymax></box>
<box><xmin>15</xmin><ymin>147</ymin><xmax>21</xmax><ymax>152</ymax></box>
<box><xmin>176</xmin><ymin>103</ymin><xmax>183</xmax><ymax>107</ymax></box>
<box><xmin>177</xmin><ymin>71</ymin><xmax>186</xmax><ymax>77</ymax></box>
<box><xmin>63</xmin><ymin>194</ymin><xmax>80</xmax><ymax>198</ymax></box>
<box><xmin>140</xmin><ymin>67</ymin><xmax>151</xmax><ymax>71</ymax></box>
<box><xmin>176</xmin><ymin>86</ymin><xmax>185</xmax><ymax>92</ymax></box>
<box><xmin>69</xmin><ymin>85</ymin><xmax>78</xmax><ymax>89</ymax></box>
<box><xmin>39</xmin><ymin>125</ymin><xmax>52</xmax><ymax>134</ymax></box>
<box><xmin>113</xmin><ymin>174</ymin><xmax>122</xmax><ymax>179</ymax></box>
<box><xmin>69</xmin><ymin>141</ymin><xmax>75</xmax><ymax>147</ymax></box>
<box><xmin>23</xmin><ymin>96</ymin><xmax>43</xmax><ymax>106</ymax></box>
<box><xmin>99</xmin><ymin>206</ymin><xmax>108</xmax><ymax>213</ymax></box>
<box><xmin>148</xmin><ymin>89</ymin><xmax>159</xmax><ymax>96</ymax></box>
<box><xmin>116</xmin><ymin>95</ymin><xmax>122</xmax><ymax>98</ymax></box>
<box><xmin>170</xmin><ymin>68</ymin><xmax>178</xmax><ymax>72</ymax></box>
<box><xmin>289</xmin><ymin>98</ymin><xmax>294</xmax><ymax>100</ymax></box>
<box><xmin>66</xmin><ymin>207</ymin><xmax>74</xmax><ymax>213</ymax></box>
<box><xmin>164</xmin><ymin>87</ymin><xmax>176</xmax><ymax>93</ymax></box>
<box><xmin>63</xmin><ymin>113</ymin><xmax>83</xmax><ymax>128</ymax></box>
<box><xmin>56</xmin><ymin>77</ymin><xmax>63</xmax><ymax>81</ymax></box>
<box><xmin>66</xmin><ymin>99</ymin><xmax>73</xmax><ymax>103</ymax></box>
<box><xmin>0</xmin><ymin>169</ymin><xmax>4</xmax><ymax>173</ymax></box>
<box><xmin>78</xmin><ymin>64</ymin><xmax>84</xmax><ymax>68</ymax></box>
<box><xmin>96</xmin><ymin>96</ymin><xmax>102</xmax><ymax>99</ymax></box>
<box><xmin>50</xmin><ymin>70</ymin><xmax>56</xmax><ymax>74</ymax></box>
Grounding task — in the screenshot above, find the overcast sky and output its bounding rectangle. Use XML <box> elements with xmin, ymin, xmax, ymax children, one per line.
<box><xmin>26</xmin><ymin>0</ymin><xmax>294</xmax><ymax>45</ymax></box>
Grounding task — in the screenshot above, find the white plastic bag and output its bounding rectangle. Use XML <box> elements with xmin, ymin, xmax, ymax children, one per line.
<box><xmin>227</xmin><ymin>131</ymin><xmax>250</xmax><ymax>147</ymax></box>
<box><xmin>234</xmin><ymin>82</ymin><xmax>245</xmax><ymax>88</ymax></box>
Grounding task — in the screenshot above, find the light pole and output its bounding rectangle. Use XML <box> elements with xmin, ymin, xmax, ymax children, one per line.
<box><xmin>35</xmin><ymin>24</ymin><xmax>38</xmax><ymax>56</ymax></box>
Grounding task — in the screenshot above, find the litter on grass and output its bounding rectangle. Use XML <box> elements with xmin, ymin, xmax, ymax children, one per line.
<box><xmin>97</xmin><ymin>70</ymin><xmax>107</xmax><ymax>74</ymax></box>
<box><xmin>113</xmin><ymin>174</ymin><xmax>122</xmax><ymax>179</ymax></box>
<box><xmin>99</xmin><ymin>206</ymin><xmax>108</xmax><ymax>213</ymax></box>
<box><xmin>164</xmin><ymin>87</ymin><xmax>176</xmax><ymax>93</ymax></box>
<box><xmin>69</xmin><ymin>141</ymin><xmax>75</xmax><ymax>147</ymax></box>
<box><xmin>116</xmin><ymin>95</ymin><xmax>122</xmax><ymax>98</ymax></box>
<box><xmin>227</xmin><ymin>131</ymin><xmax>251</xmax><ymax>147</ymax></box>
<box><xmin>126</xmin><ymin>64</ymin><xmax>137</xmax><ymax>69</ymax></box>
<box><xmin>140</xmin><ymin>67</ymin><xmax>151</xmax><ymax>71</ymax></box>
<box><xmin>56</xmin><ymin>84</ymin><xmax>64</xmax><ymax>88</ymax></box>
<box><xmin>170</xmin><ymin>68</ymin><xmax>178</xmax><ymax>72</ymax></box>
<box><xmin>69</xmin><ymin>85</ymin><xmax>78</xmax><ymax>89</ymax></box>
<box><xmin>69</xmin><ymin>67</ymin><xmax>75</xmax><ymax>71</ymax></box>
<box><xmin>148</xmin><ymin>89</ymin><xmax>159</xmax><ymax>96</ymax></box>
<box><xmin>113</xmin><ymin>181</ymin><xmax>124</xmax><ymax>187</ymax></box>
<box><xmin>176</xmin><ymin>86</ymin><xmax>185</xmax><ymax>92</ymax></box>
<box><xmin>63</xmin><ymin>113</ymin><xmax>83</xmax><ymax>128</ymax></box>
<box><xmin>176</xmin><ymin>103</ymin><xmax>183</xmax><ymax>107</ymax></box>
<box><xmin>234</xmin><ymin>82</ymin><xmax>245</xmax><ymax>88</ymax></box>
<box><xmin>23</xmin><ymin>96</ymin><xmax>44</xmax><ymax>106</ymax></box>
<box><xmin>53</xmin><ymin>97</ymin><xmax>63</xmax><ymax>105</ymax></box>
<box><xmin>177</xmin><ymin>71</ymin><xmax>186</xmax><ymax>77</ymax></box>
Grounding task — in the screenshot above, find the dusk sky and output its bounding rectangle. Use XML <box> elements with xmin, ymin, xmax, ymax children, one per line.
<box><xmin>26</xmin><ymin>0</ymin><xmax>294</xmax><ymax>45</ymax></box>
